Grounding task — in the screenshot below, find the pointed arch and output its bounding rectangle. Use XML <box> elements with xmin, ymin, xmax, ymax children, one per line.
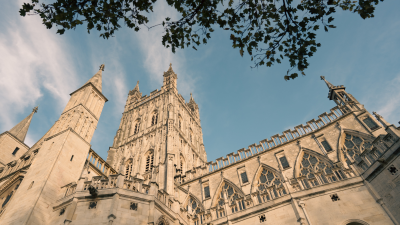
<box><xmin>183</xmin><ymin>193</ymin><xmax>205</xmax><ymax>211</ymax></box>
<box><xmin>294</xmin><ymin>148</ymin><xmax>347</xmax><ymax>189</ymax></box>
<box><xmin>182</xmin><ymin>193</ymin><xmax>206</xmax><ymax>225</ymax></box>
<box><xmin>144</xmin><ymin>149</ymin><xmax>154</xmax><ymax>172</ymax></box>
<box><xmin>179</xmin><ymin>154</ymin><xmax>186</xmax><ymax>173</ymax></box>
<box><xmin>293</xmin><ymin>148</ymin><xmax>333</xmax><ymax>178</ymax></box>
<box><xmin>151</xmin><ymin>110</ymin><xmax>159</xmax><ymax>126</ymax></box>
<box><xmin>250</xmin><ymin>163</ymin><xmax>287</xmax><ymax>204</ymax></box>
<box><xmin>250</xmin><ymin>163</ymin><xmax>283</xmax><ymax>193</ymax></box>
<box><xmin>340</xmin><ymin>129</ymin><xmax>377</xmax><ymax>172</ymax></box>
<box><xmin>125</xmin><ymin>158</ymin><xmax>133</xmax><ymax>179</ymax></box>
<box><xmin>210</xmin><ymin>178</ymin><xmax>246</xmax><ymax>217</ymax></box>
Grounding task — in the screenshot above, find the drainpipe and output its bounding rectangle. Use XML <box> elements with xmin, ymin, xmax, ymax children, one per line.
<box><xmin>298</xmin><ymin>201</ymin><xmax>313</xmax><ymax>225</ymax></box>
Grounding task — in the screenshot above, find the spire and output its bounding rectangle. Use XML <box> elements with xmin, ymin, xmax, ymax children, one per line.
<box><xmin>9</xmin><ymin>106</ymin><xmax>38</xmax><ymax>142</ymax></box>
<box><xmin>133</xmin><ymin>81</ymin><xmax>139</xmax><ymax>92</ymax></box>
<box><xmin>85</xmin><ymin>64</ymin><xmax>104</xmax><ymax>92</ymax></box>
<box><xmin>189</xmin><ymin>93</ymin><xmax>195</xmax><ymax>103</ymax></box>
<box><xmin>320</xmin><ymin>76</ymin><xmax>334</xmax><ymax>89</ymax></box>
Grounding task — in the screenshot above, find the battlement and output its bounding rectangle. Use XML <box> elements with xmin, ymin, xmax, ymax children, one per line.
<box><xmin>178</xmin><ymin>105</ymin><xmax>350</xmax><ymax>183</ymax></box>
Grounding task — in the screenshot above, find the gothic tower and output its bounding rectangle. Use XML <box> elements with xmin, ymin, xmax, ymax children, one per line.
<box><xmin>106</xmin><ymin>64</ymin><xmax>206</xmax><ymax>194</ymax></box>
<box><xmin>0</xmin><ymin>65</ymin><xmax>108</xmax><ymax>225</ymax></box>
<box><xmin>321</xmin><ymin>76</ymin><xmax>384</xmax><ymax>136</ymax></box>
<box><xmin>0</xmin><ymin>107</ymin><xmax>37</xmax><ymax>166</ymax></box>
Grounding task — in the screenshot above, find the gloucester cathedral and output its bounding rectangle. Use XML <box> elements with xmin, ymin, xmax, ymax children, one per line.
<box><xmin>0</xmin><ymin>64</ymin><xmax>399</xmax><ymax>225</ymax></box>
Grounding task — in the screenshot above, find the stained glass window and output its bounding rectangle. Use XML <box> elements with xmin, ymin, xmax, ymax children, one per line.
<box><xmin>257</xmin><ymin>168</ymin><xmax>286</xmax><ymax>203</ymax></box>
<box><xmin>343</xmin><ymin>134</ymin><xmax>374</xmax><ymax>170</ymax></box>
<box><xmin>299</xmin><ymin>152</ymin><xmax>345</xmax><ymax>188</ymax></box>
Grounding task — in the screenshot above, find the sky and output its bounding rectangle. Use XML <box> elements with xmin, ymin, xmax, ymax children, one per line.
<box><xmin>0</xmin><ymin>0</ymin><xmax>399</xmax><ymax>163</ymax></box>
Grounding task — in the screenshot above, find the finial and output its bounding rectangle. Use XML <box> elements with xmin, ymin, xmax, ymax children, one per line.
<box><xmin>32</xmin><ymin>105</ymin><xmax>39</xmax><ymax>113</ymax></box>
<box><xmin>169</xmin><ymin>63</ymin><xmax>172</xmax><ymax>68</ymax></box>
<box><xmin>99</xmin><ymin>64</ymin><xmax>105</xmax><ymax>71</ymax></box>
<box><xmin>320</xmin><ymin>76</ymin><xmax>334</xmax><ymax>88</ymax></box>
<box><xmin>373</xmin><ymin>111</ymin><xmax>382</xmax><ymax>118</ymax></box>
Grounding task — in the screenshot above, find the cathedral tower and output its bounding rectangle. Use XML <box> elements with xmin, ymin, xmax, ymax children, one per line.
<box><xmin>0</xmin><ymin>107</ymin><xmax>37</xmax><ymax>166</ymax></box>
<box><xmin>0</xmin><ymin>65</ymin><xmax>108</xmax><ymax>225</ymax></box>
<box><xmin>321</xmin><ymin>76</ymin><xmax>364</xmax><ymax>112</ymax></box>
<box><xmin>106</xmin><ymin>64</ymin><xmax>206</xmax><ymax>194</ymax></box>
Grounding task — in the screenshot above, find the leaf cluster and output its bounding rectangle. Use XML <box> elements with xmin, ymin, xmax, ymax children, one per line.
<box><xmin>20</xmin><ymin>0</ymin><xmax>384</xmax><ymax>79</ymax></box>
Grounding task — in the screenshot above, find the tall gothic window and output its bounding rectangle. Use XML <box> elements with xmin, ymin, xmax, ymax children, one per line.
<box><xmin>256</xmin><ymin>168</ymin><xmax>286</xmax><ymax>203</ymax></box>
<box><xmin>125</xmin><ymin>160</ymin><xmax>133</xmax><ymax>179</ymax></box>
<box><xmin>151</xmin><ymin>113</ymin><xmax>158</xmax><ymax>126</ymax></box>
<box><xmin>1</xmin><ymin>191</ymin><xmax>13</xmax><ymax>208</ymax></box>
<box><xmin>343</xmin><ymin>134</ymin><xmax>375</xmax><ymax>171</ymax></box>
<box><xmin>215</xmin><ymin>183</ymin><xmax>245</xmax><ymax>217</ymax></box>
<box><xmin>299</xmin><ymin>153</ymin><xmax>345</xmax><ymax>189</ymax></box>
<box><xmin>180</xmin><ymin>155</ymin><xmax>185</xmax><ymax>173</ymax></box>
<box><xmin>134</xmin><ymin>121</ymin><xmax>140</xmax><ymax>134</ymax></box>
<box><xmin>186</xmin><ymin>197</ymin><xmax>205</xmax><ymax>225</ymax></box>
<box><xmin>145</xmin><ymin>151</ymin><xmax>154</xmax><ymax>172</ymax></box>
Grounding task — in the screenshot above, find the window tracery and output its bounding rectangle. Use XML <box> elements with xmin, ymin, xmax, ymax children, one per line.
<box><xmin>299</xmin><ymin>152</ymin><xmax>345</xmax><ymax>189</ymax></box>
<box><xmin>151</xmin><ymin>112</ymin><xmax>158</xmax><ymax>126</ymax></box>
<box><xmin>342</xmin><ymin>134</ymin><xmax>376</xmax><ymax>171</ymax></box>
<box><xmin>145</xmin><ymin>151</ymin><xmax>154</xmax><ymax>172</ymax></box>
<box><xmin>186</xmin><ymin>196</ymin><xmax>205</xmax><ymax>225</ymax></box>
<box><xmin>215</xmin><ymin>182</ymin><xmax>245</xmax><ymax>217</ymax></box>
<box><xmin>125</xmin><ymin>160</ymin><xmax>133</xmax><ymax>179</ymax></box>
<box><xmin>134</xmin><ymin>120</ymin><xmax>141</xmax><ymax>134</ymax></box>
<box><xmin>256</xmin><ymin>168</ymin><xmax>286</xmax><ymax>203</ymax></box>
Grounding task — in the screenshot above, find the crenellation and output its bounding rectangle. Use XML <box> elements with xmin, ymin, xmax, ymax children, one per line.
<box><xmin>1</xmin><ymin>68</ymin><xmax>399</xmax><ymax>225</ymax></box>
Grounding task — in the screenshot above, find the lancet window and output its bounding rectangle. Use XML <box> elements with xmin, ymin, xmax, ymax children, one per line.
<box><xmin>299</xmin><ymin>153</ymin><xmax>346</xmax><ymax>189</ymax></box>
<box><xmin>151</xmin><ymin>112</ymin><xmax>158</xmax><ymax>126</ymax></box>
<box><xmin>215</xmin><ymin>183</ymin><xmax>245</xmax><ymax>217</ymax></box>
<box><xmin>179</xmin><ymin>155</ymin><xmax>185</xmax><ymax>173</ymax></box>
<box><xmin>125</xmin><ymin>160</ymin><xmax>133</xmax><ymax>179</ymax></box>
<box><xmin>186</xmin><ymin>197</ymin><xmax>205</xmax><ymax>225</ymax></box>
<box><xmin>256</xmin><ymin>168</ymin><xmax>286</xmax><ymax>204</ymax></box>
<box><xmin>145</xmin><ymin>151</ymin><xmax>154</xmax><ymax>172</ymax></box>
<box><xmin>134</xmin><ymin>120</ymin><xmax>141</xmax><ymax>134</ymax></box>
<box><xmin>343</xmin><ymin>134</ymin><xmax>376</xmax><ymax>171</ymax></box>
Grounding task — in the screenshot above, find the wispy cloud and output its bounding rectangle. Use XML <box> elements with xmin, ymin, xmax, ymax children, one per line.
<box><xmin>374</xmin><ymin>74</ymin><xmax>400</xmax><ymax>124</ymax></box>
<box><xmin>0</xmin><ymin>1</ymin><xmax>78</xmax><ymax>146</ymax></box>
<box><xmin>135</xmin><ymin>1</ymin><xmax>197</xmax><ymax>99</ymax></box>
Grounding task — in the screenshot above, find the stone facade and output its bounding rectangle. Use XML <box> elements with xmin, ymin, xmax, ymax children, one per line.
<box><xmin>0</xmin><ymin>65</ymin><xmax>399</xmax><ymax>225</ymax></box>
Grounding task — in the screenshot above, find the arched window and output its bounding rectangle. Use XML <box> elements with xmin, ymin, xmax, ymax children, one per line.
<box><xmin>151</xmin><ymin>112</ymin><xmax>158</xmax><ymax>126</ymax></box>
<box><xmin>145</xmin><ymin>151</ymin><xmax>154</xmax><ymax>172</ymax></box>
<box><xmin>343</xmin><ymin>134</ymin><xmax>375</xmax><ymax>171</ymax></box>
<box><xmin>186</xmin><ymin>196</ymin><xmax>205</xmax><ymax>225</ymax></box>
<box><xmin>180</xmin><ymin>155</ymin><xmax>185</xmax><ymax>173</ymax></box>
<box><xmin>134</xmin><ymin>120</ymin><xmax>141</xmax><ymax>134</ymax></box>
<box><xmin>299</xmin><ymin>152</ymin><xmax>345</xmax><ymax>189</ymax></box>
<box><xmin>215</xmin><ymin>182</ymin><xmax>245</xmax><ymax>217</ymax></box>
<box><xmin>256</xmin><ymin>168</ymin><xmax>286</xmax><ymax>203</ymax></box>
<box><xmin>2</xmin><ymin>191</ymin><xmax>13</xmax><ymax>208</ymax></box>
<box><xmin>125</xmin><ymin>160</ymin><xmax>133</xmax><ymax>179</ymax></box>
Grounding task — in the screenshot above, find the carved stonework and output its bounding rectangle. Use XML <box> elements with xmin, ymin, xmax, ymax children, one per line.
<box><xmin>156</xmin><ymin>215</ymin><xmax>169</xmax><ymax>225</ymax></box>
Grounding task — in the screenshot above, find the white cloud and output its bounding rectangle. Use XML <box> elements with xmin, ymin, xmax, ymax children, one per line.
<box><xmin>375</xmin><ymin>74</ymin><xmax>400</xmax><ymax>124</ymax></box>
<box><xmin>0</xmin><ymin>1</ymin><xmax>78</xmax><ymax>146</ymax></box>
<box><xmin>136</xmin><ymin>1</ymin><xmax>197</xmax><ymax>99</ymax></box>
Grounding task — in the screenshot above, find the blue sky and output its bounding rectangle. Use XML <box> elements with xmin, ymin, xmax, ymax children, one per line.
<box><xmin>1</xmin><ymin>0</ymin><xmax>399</xmax><ymax>163</ymax></box>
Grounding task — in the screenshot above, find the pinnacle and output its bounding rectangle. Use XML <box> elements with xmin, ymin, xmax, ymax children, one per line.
<box><xmin>320</xmin><ymin>76</ymin><xmax>334</xmax><ymax>89</ymax></box>
<box><xmin>134</xmin><ymin>81</ymin><xmax>139</xmax><ymax>91</ymax></box>
<box><xmin>85</xmin><ymin>64</ymin><xmax>104</xmax><ymax>92</ymax></box>
<box><xmin>9</xmin><ymin>106</ymin><xmax>38</xmax><ymax>143</ymax></box>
